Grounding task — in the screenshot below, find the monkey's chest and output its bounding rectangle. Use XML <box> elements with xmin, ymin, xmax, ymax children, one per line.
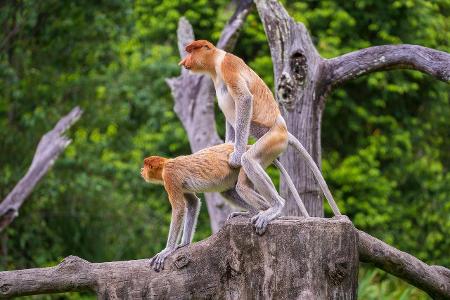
<box><xmin>216</xmin><ymin>84</ymin><xmax>236</xmax><ymax>125</ymax></box>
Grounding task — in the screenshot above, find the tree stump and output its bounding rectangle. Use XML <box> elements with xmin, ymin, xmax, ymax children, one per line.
<box><xmin>0</xmin><ymin>216</ymin><xmax>359</xmax><ymax>299</ymax></box>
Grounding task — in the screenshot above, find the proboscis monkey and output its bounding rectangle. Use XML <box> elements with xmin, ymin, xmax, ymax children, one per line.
<box><xmin>179</xmin><ymin>40</ymin><xmax>341</xmax><ymax>228</ymax></box>
<box><xmin>141</xmin><ymin>143</ymin><xmax>309</xmax><ymax>271</ymax></box>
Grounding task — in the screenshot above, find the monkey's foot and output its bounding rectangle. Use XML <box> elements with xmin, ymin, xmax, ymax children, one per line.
<box><xmin>227</xmin><ymin>211</ymin><xmax>250</xmax><ymax>220</ymax></box>
<box><xmin>149</xmin><ymin>247</ymin><xmax>176</xmax><ymax>272</ymax></box>
<box><xmin>251</xmin><ymin>210</ymin><xmax>281</xmax><ymax>235</ymax></box>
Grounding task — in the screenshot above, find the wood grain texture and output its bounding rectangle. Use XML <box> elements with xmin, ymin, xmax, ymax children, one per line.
<box><xmin>0</xmin><ymin>106</ymin><xmax>82</xmax><ymax>231</ymax></box>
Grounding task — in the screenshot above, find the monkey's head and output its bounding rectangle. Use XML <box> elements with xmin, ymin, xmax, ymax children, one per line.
<box><xmin>178</xmin><ymin>40</ymin><xmax>217</xmax><ymax>73</ymax></box>
<box><xmin>141</xmin><ymin>156</ymin><xmax>167</xmax><ymax>185</ymax></box>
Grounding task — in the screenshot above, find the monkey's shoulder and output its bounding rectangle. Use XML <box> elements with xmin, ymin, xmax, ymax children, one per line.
<box><xmin>221</xmin><ymin>53</ymin><xmax>250</xmax><ymax>76</ymax></box>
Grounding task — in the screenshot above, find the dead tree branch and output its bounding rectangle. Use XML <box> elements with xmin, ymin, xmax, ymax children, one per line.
<box><xmin>358</xmin><ymin>230</ymin><xmax>450</xmax><ymax>299</ymax></box>
<box><xmin>166</xmin><ymin>0</ymin><xmax>253</xmax><ymax>232</ymax></box>
<box><xmin>326</xmin><ymin>45</ymin><xmax>450</xmax><ymax>86</ymax></box>
<box><xmin>0</xmin><ymin>107</ymin><xmax>82</xmax><ymax>231</ymax></box>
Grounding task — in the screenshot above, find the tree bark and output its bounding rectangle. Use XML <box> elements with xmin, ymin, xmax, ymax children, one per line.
<box><xmin>0</xmin><ymin>217</ymin><xmax>359</xmax><ymax>299</ymax></box>
<box><xmin>0</xmin><ymin>106</ymin><xmax>82</xmax><ymax>232</ymax></box>
<box><xmin>166</xmin><ymin>0</ymin><xmax>253</xmax><ymax>233</ymax></box>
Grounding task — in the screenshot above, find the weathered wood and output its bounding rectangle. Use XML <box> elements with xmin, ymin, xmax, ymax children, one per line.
<box><xmin>0</xmin><ymin>217</ymin><xmax>359</xmax><ymax>299</ymax></box>
<box><xmin>326</xmin><ymin>45</ymin><xmax>450</xmax><ymax>86</ymax></box>
<box><xmin>358</xmin><ymin>230</ymin><xmax>450</xmax><ymax>299</ymax></box>
<box><xmin>254</xmin><ymin>0</ymin><xmax>450</xmax><ymax>219</ymax></box>
<box><xmin>0</xmin><ymin>106</ymin><xmax>82</xmax><ymax>231</ymax></box>
<box><xmin>166</xmin><ymin>0</ymin><xmax>253</xmax><ymax>233</ymax></box>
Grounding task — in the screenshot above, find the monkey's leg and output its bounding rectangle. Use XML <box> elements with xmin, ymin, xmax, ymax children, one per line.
<box><xmin>238</xmin><ymin>161</ymin><xmax>284</xmax><ymax>235</ymax></box>
<box><xmin>179</xmin><ymin>193</ymin><xmax>200</xmax><ymax>247</ymax></box>
<box><xmin>221</xmin><ymin>187</ymin><xmax>265</xmax><ymax>220</ymax></box>
<box><xmin>150</xmin><ymin>193</ymin><xmax>185</xmax><ymax>272</ymax></box>
<box><xmin>235</xmin><ymin>171</ymin><xmax>272</xmax><ymax>210</ymax></box>
<box><xmin>240</xmin><ymin>123</ymin><xmax>288</xmax><ymax>235</ymax></box>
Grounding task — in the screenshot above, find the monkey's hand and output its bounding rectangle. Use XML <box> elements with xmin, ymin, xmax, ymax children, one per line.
<box><xmin>149</xmin><ymin>247</ymin><xmax>176</xmax><ymax>272</ymax></box>
<box><xmin>228</xmin><ymin>151</ymin><xmax>242</xmax><ymax>168</ymax></box>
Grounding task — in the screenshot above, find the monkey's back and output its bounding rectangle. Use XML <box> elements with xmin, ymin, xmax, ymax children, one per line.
<box><xmin>222</xmin><ymin>53</ymin><xmax>280</xmax><ymax>128</ymax></box>
<box><xmin>164</xmin><ymin>144</ymin><xmax>239</xmax><ymax>193</ymax></box>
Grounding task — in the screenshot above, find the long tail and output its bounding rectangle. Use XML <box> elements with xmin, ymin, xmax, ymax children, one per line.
<box><xmin>273</xmin><ymin>159</ymin><xmax>310</xmax><ymax>217</ymax></box>
<box><xmin>287</xmin><ymin>132</ymin><xmax>341</xmax><ymax>216</ymax></box>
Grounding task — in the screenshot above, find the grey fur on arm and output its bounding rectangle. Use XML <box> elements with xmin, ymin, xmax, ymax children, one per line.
<box><xmin>229</xmin><ymin>93</ymin><xmax>253</xmax><ymax>167</ymax></box>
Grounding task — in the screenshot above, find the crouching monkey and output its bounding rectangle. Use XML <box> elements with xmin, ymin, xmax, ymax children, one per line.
<box><xmin>141</xmin><ymin>143</ymin><xmax>309</xmax><ymax>271</ymax></box>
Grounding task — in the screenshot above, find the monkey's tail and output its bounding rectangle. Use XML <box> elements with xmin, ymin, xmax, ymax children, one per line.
<box><xmin>287</xmin><ymin>132</ymin><xmax>341</xmax><ymax>216</ymax></box>
<box><xmin>273</xmin><ymin>159</ymin><xmax>310</xmax><ymax>217</ymax></box>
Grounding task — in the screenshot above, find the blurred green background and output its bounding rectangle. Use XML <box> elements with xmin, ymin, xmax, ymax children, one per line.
<box><xmin>0</xmin><ymin>0</ymin><xmax>448</xmax><ymax>299</ymax></box>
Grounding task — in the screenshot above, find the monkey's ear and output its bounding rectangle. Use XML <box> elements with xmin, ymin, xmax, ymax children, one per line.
<box><xmin>144</xmin><ymin>156</ymin><xmax>166</xmax><ymax>168</ymax></box>
<box><xmin>185</xmin><ymin>41</ymin><xmax>201</xmax><ymax>53</ymax></box>
<box><xmin>185</xmin><ymin>40</ymin><xmax>213</xmax><ymax>53</ymax></box>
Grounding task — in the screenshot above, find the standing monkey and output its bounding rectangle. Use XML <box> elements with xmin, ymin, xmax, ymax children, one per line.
<box><xmin>141</xmin><ymin>143</ymin><xmax>309</xmax><ymax>271</ymax></box>
<box><xmin>179</xmin><ymin>40</ymin><xmax>341</xmax><ymax>230</ymax></box>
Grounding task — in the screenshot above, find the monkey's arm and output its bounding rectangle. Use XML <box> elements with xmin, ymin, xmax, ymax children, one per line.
<box><xmin>227</xmin><ymin>78</ymin><xmax>253</xmax><ymax>167</ymax></box>
<box><xmin>225</xmin><ymin>121</ymin><xmax>235</xmax><ymax>143</ymax></box>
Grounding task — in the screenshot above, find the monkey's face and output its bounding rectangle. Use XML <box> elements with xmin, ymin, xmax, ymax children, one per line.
<box><xmin>178</xmin><ymin>40</ymin><xmax>216</xmax><ymax>73</ymax></box>
<box><xmin>141</xmin><ymin>156</ymin><xmax>166</xmax><ymax>185</ymax></box>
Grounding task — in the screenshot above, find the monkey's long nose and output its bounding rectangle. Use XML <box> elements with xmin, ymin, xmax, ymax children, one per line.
<box><xmin>178</xmin><ymin>57</ymin><xmax>187</xmax><ymax>66</ymax></box>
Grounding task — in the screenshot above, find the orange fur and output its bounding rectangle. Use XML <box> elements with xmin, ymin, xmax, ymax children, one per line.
<box><xmin>141</xmin><ymin>156</ymin><xmax>168</xmax><ymax>183</ymax></box>
<box><xmin>221</xmin><ymin>53</ymin><xmax>280</xmax><ymax>128</ymax></box>
<box><xmin>142</xmin><ymin>144</ymin><xmax>240</xmax><ymax>207</ymax></box>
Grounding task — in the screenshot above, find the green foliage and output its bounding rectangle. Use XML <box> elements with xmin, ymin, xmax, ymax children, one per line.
<box><xmin>0</xmin><ymin>0</ymin><xmax>448</xmax><ymax>298</ymax></box>
<box><xmin>358</xmin><ymin>266</ymin><xmax>430</xmax><ymax>300</ymax></box>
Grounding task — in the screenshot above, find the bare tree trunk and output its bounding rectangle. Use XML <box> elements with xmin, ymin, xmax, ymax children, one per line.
<box><xmin>167</xmin><ymin>0</ymin><xmax>253</xmax><ymax>232</ymax></box>
<box><xmin>255</xmin><ymin>0</ymin><xmax>325</xmax><ymax>217</ymax></box>
<box><xmin>254</xmin><ymin>0</ymin><xmax>450</xmax><ymax>217</ymax></box>
<box><xmin>0</xmin><ymin>107</ymin><xmax>82</xmax><ymax>231</ymax></box>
